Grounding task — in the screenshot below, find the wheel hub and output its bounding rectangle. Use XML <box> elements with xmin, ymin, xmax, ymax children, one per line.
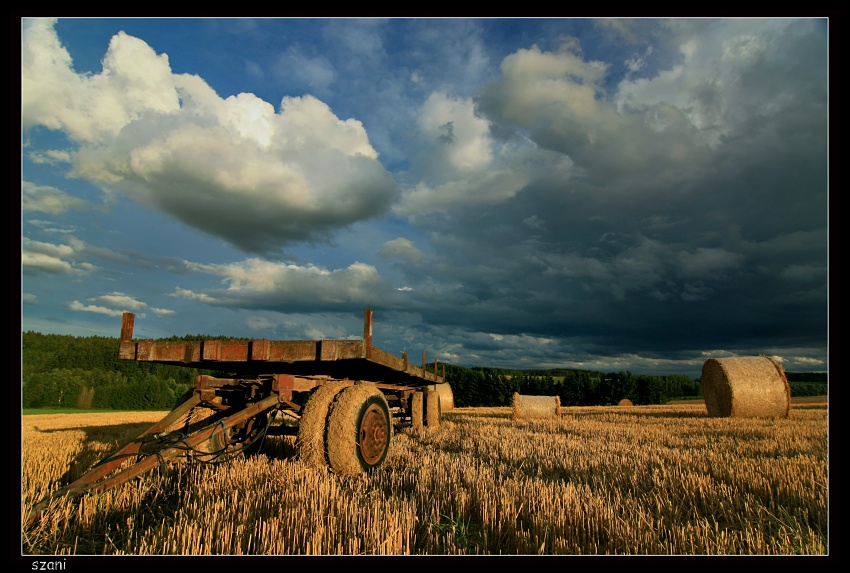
<box><xmin>359</xmin><ymin>403</ymin><xmax>390</xmax><ymax>465</ymax></box>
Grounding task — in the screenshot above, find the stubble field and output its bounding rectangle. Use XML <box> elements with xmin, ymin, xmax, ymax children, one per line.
<box><xmin>22</xmin><ymin>397</ymin><xmax>828</xmax><ymax>556</ymax></box>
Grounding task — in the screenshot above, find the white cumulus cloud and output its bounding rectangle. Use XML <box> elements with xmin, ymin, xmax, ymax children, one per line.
<box><xmin>22</xmin><ymin>19</ymin><xmax>398</xmax><ymax>254</ymax></box>
<box><xmin>177</xmin><ymin>258</ymin><xmax>394</xmax><ymax>309</ymax></box>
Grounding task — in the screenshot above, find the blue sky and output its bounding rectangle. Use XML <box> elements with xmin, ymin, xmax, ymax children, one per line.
<box><xmin>21</xmin><ymin>18</ymin><xmax>829</xmax><ymax>378</ymax></box>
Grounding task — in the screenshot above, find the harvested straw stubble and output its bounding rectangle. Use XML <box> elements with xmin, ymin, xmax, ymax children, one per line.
<box><xmin>511</xmin><ymin>393</ymin><xmax>561</xmax><ymax>420</ymax></box>
<box><xmin>701</xmin><ymin>356</ymin><xmax>791</xmax><ymax>418</ymax></box>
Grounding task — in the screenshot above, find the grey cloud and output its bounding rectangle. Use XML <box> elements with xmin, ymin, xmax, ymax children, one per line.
<box><xmin>380</xmin><ymin>237</ymin><xmax>425</xmax><ymax>266</ymax></box>
<box><xmin>272</xmin><ymin>47</ymin><xmax>337</xmax><ymax>96</ymax></box>
<box><xmin>384</xmin><ymin>84</ymin><xmax>826</xmax><ymax>367</ymax></box>
<box><xmin>21</xmin><ymin>19</ymin><xmax>827</xmax><ymax>378</ymax></box>
<box><xmin>22</xmin><ymin>181</ymin><xmax>88</xmax><ymax>215</ymax></box>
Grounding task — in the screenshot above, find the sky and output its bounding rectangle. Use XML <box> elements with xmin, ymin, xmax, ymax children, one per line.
<box><xmin>20</xmin><ymin>17</ymin><xmax>829</xmax><ymax>378</ymax></box>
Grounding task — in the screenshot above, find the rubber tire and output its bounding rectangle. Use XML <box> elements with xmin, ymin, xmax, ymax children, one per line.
<box><xmin>326</xmin><ymin>383</ymin><xmax>392</xmax><ymax>476</ymax></box>
<box><xmin>425</xmin><ymin>390</ymin><xmax>441</xmax><ymax>427</ymax></box>
<box><xmin>296</xmin><ymin>381</ymin><xmax>354</xmax><ymax>468</ymax></box>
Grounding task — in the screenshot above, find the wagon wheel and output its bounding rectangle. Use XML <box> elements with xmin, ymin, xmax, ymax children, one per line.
<box><xmin>326</xmin><ymin>383</ymin><xmax>392</xmax><ymax>476</ymax></box>
<box><xmin>296</xmin><ymin>380</ymin><xmax>354</xmax><ymax>468</ymax></box>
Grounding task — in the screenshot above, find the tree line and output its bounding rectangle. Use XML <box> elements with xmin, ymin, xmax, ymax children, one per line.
<box><xmin>439</xmin><ymin>365</ymin><xmax>826</xmax><ymax>407</ymax></box>
<box><xmin>22</xmin><ymin>332</ymin><xmax>206</xmax><ymax>410</ymax></box>
<box><xmin>441</xmin><ymin>365</ymin><xmax>701</xmax><ymax>407</ymax></box>
<box><xmin>22</xmin><ymin>332</ymin><xmax>827</xmax><ymax>411</ymax></box>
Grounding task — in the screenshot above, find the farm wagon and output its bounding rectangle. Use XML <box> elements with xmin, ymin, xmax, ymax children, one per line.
<box><xmin>27</xmin><ymin>309</ymin><xmax>446</xmax><ymax>524</ymax></box>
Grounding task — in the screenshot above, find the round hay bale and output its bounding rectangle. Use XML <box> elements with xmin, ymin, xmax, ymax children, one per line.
<box><xmin>511</xmin><ymin>393</ymin><xmax>561</xmax><ymax>420</ymax></box>
<box><xmin>618</xmin><ymin>398</ymin><xmax>633</xmax><ymax>407</ymax></box>
<box><xmin>701</xmin><ymin>356</ymin><xmax>790</xmax><ymax>418</ymax></box>
<box><xmin>425</xmin><ymin>390</ymin><xmax>442</xmax><ymax>427</ymax></box>
<box><xmin>435</xmin><ymin>382</ymin><xmax>454</xmax><ymax>411</ymax></box>
<box><xmin>410</xmin><ymin>391</ymin><xmax>424</xmax><ymax>429</ymax></box>
<box><xmin>296</xmin><ymin>380</ymin><xmax>354</xmax><ymax>468</ymax></box>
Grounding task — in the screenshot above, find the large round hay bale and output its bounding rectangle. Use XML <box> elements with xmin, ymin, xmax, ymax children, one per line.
<box><xmin>296</xmin><ymin>380</ymin><xmax>354</xmax><ymax>468</ymax></box>
<box><xmin>425</xmin><ymin>390</ymin><xmax>441</xmax><ymax>427</ymax></box>
<box><xmin>511</xmin><ymin>393</ymin><xmax>561</xmax><ymax>420</ymax></box>
<box><xmin>701</xmin><ymin>356</ymin><xmax>790</xmax><ymax>418</ymax></box>
<box><xmin>410</xmin><ymin>391</ymin><xmax>424</xmax><ymax>430</ymax></box>
<box><xmin>435</xmin><ymin>383</ymin><xmax>454</xmax><ymax>411</ymax></box>
<box><xmin>618</xmin><ymin>398</ymin><xmax>633</xmax><ymax>407</ymax></box>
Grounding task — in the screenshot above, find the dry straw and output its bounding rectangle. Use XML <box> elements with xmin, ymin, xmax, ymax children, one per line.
<box><xmin>410</xmin><ymin>391</ymin><xmax>424</xmax><ymax>430</ymax></box>
<box><xmin>701</xmin><ymin>356</ymin><xmax>791</xmax><ymax>418</ymax></box>
<box><xmin>618</xmin><ymin>398</ymin><xmax>633</xmax><ymax>407</ymax></box>
<box><xmin>408</xmin><ymin>388</ymin><xmax>441</xmax><ymax>429</ymax></box>
<box><xmin>297</xmin><ymin>380</ymin><xmax>353</xmax><ymax>467</ymax></box>
<box><xmin>436</xmin><ymin>383</ymin><xmax>454</xmax><ymax>411</ymax></box>
<box><xmin>425</xmin><ymin>390</ymin><xmax>441</xmax><ymax>427</ymax></box>
<box><xmin>511</xmin><ymin>393</ymin><xmax>561</xmax><ymax>420</ymax></box>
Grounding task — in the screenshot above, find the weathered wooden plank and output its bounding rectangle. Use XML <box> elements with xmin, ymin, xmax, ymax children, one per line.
<box><xmin>117</xmin><ymin>311</ymin><xmax>444</xmax><ymax>385</ymax></box>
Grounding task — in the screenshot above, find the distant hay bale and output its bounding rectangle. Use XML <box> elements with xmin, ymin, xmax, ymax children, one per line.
<box><xmin>511</xmin><ymin>393</ymin><xmax>561</xmax><ymax>420</ymax></box>
<box><xmin>436</xmin><ymin>383</ymin><xmax>454</xmax><ymax>411</ymax></box>
<box><xmin>701</xmin><ymin>356</ymin><xmax>791</xmax><ymax>418</ymax></box>
<box><xmin>618</xmin><ymin>398</ymin><xmax>633</xmax><ymax>407</ymax></box>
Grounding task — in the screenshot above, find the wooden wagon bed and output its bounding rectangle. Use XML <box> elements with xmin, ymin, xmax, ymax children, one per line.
<box><xmin>117</xmin><ymin>309</ymin><xmax>446</xmax><ymax>388</ymax></box>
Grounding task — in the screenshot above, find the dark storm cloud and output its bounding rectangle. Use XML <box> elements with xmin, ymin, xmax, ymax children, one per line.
<box><xmin>22</xmin><ymin>18</ymin><xmax>828</xmax><ymax>376</ymax></box>
<box><xmin>386</xmin><ymin>19</ymin><xmax>827</xmax><ymax>373</ymax></box>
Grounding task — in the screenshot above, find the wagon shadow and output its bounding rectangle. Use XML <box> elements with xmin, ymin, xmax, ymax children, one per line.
<box><xmin>33</xmin><ymin>420</ymin><xmax>301</xmax><ymax>491</ymax></box>
<box><xmin>24</xmin><ymin>419</ymin><xmax>301</xmax><ymax>547</ymax></box>
<box><xmin>253</xmin><ymin>434</ymin><xmax>299</xmax><ymax>459</ymax></box>
<box><xmin>24</xmin><ymin>418</ymin><xmax>194</xmax><ymax>553</ymax></box>
<box><xmin>31</xmin><ymin>421</ymin><xmax>159</xmax><ymax>488</ymax></box>
<box><xmin>561</xmin><ymin>408</ymin><xmax>709</xmax><ymax>419</ymax></box>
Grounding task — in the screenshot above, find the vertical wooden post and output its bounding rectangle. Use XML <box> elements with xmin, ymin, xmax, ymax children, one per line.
<box><xmin>120</xmin><ymin>313</ymin><xmax>135</xmax><ymax>342</ymax></box>
<box><xmin>364</xmin><ymin>308</ymin><xmax>373</xmax><ymax>359</ymax></box>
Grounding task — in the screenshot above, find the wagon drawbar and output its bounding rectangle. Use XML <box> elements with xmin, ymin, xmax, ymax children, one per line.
<box><xmin>27</xmin><ymin>309</ymin><xmax>446</xmax><ymax>526</ymax></box>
